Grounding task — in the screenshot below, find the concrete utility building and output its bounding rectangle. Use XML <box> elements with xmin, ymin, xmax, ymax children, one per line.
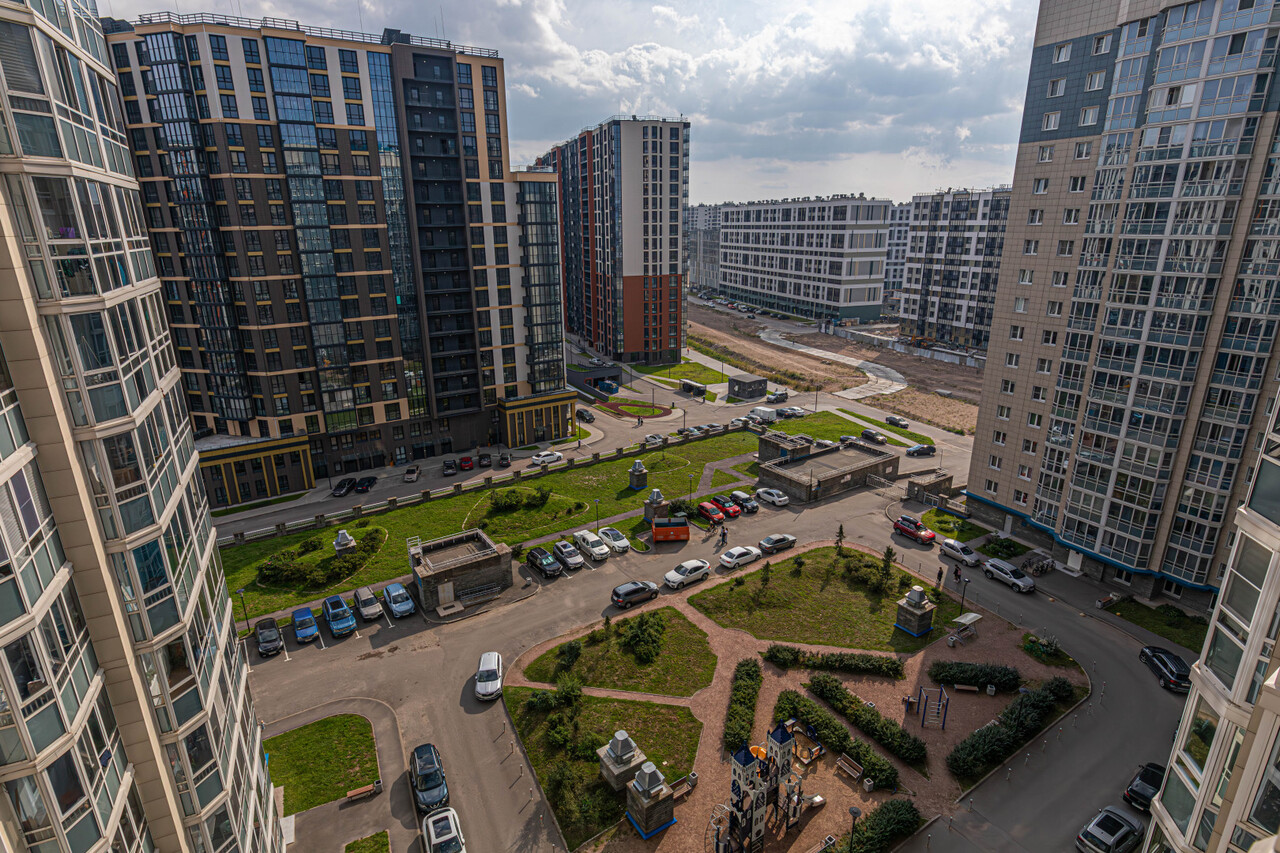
<box><xmin>728</xmin><ymin>373</ymin><xmax>767</xmax><ymax>400</ymax></box>
<box><xmin>757</xmin><ymin>432</ymin><xmax>897</xmax><ymax>504</ymax></box>
<box><xmin>408</xmin><ymin>529</ymin><xmax>512</xmax><ymax>611</ymax></box>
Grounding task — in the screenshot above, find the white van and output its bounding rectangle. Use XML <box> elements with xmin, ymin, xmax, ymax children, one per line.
<box><xmin>750</xmin><ymin>406</ymin><xmax>778</xmax><ymax>423</ymax></box>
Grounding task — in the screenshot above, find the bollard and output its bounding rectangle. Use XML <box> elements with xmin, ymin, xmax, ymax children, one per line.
<box><xmin>1006</xmin><ymin>766</ymin><xmax>1012</xmax><ymax>781</ymax></box>
<box><xmin>1058</xmin><ymin>727</ymin><xmax>1063</xmax><ymax>740</ymax></box>
<box><xmin>969</xmin><ymin>798</ymin><xmax>973</xmax><ymax>812</ymax></box>
<box><xmin>1072</xmin><ymin>714</ymin><xmax>1078</xmax><ymax>728</ymax></box>
<box><xmin>529</xmin><ymin>787</ymin><xmax>534</xmax><ymax>802</ymax></box>
<box><xmin>927</xmin><ymin>835</ymin><xmax>931</xmax><ymax>849</ymax></box>
<box><xmin>520</xmin><ymin>765</ymin><xmax>524</xmax><ymax>777</ymax></box>
<box><xmin>510</xmin><ymin>740</ymin><xmax>514</xmax><ymax>754</ymax></box>
<box><xmin>1042</xmin><ymin>739</ymin><xmax>1047</xmax><ymax>753</ymax></box>
<box><xmin>949</xmin><ymin>816</ymin><xmax>954</xmax><ymax>831</ymax></box>
<box><xmin>1025</xmin><ymin>753</ymin><xmax>1031</xmax><ymax>766</ymax></box>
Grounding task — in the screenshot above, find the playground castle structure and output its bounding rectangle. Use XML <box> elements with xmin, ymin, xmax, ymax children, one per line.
<box><xmin>708</xmin><ymin>721</ymin><xmax>818</xmax><ymax>852</ymax></box>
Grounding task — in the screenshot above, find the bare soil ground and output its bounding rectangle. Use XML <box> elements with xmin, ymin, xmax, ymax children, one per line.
<box><xmin>788</xmin><ymin>333</ymin><xmax>986</xmax><ymax>404</ymax></box>
<box><xmin>874</xmin><ymin>388</ymin><xmax>980</xmax><ymax>436</ymax></box>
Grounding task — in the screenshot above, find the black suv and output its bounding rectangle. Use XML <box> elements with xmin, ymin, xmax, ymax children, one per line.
<box><xmin>442</xmin><ymin>459</ymin><xmax>458</xmax><ymax>476</ymax></box>
<box><xmin>410</xmin><ymin>743</ymin><xmax>449</xmax><ymax>813</ymax></box>
<box><xmin>611</xmin><ymin>581</ymin><xmax>658</xmax><ymax>609</ymax></box>
<box><xmin>331</xmin><ymin>478</ymin><xmax>356</xmax><ymax>497</ymax></box>
<box><xmin>1140</xmin><ymin>646</ymin><xmax>1191</xmax><ymax>692</ymax></box>
<box><xmin>254</xmin><ymin>617</ymin><xmax>283</xmax><ymax>657</ymax></box>
<box><xmin>1124</xmin><ymin>762</ymin><xmax>1165</xmax><ymax>811</ymax></box>
<box><xmin>576</xmin><ymin>409</ymin><xmax>596</xmax><ymax>423</ymax></box>
<box><xmin>526</xmin><ymin>547</ymin><xmax>561</xmax><ymax>578</ymax></box>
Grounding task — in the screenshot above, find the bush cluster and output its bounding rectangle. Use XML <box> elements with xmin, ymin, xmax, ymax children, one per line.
<box><xmin>723</xmin><ymin>659</ymin><xmax>763</xmax><ymax>751</ymax></box>
<box><xmin>258</xmin><ymin>528</ymin><xmax>385</xmax><ymax>588</ymax></box>
<box><xmin>847</xmin><ymin>799</ymin><xmax>923</xmax><ymax>853</ymax></box>
<box><xmin>490</xmin><ymin>486</ymin><xmax>553</xmax><ymax>513</ymax></box>
<box><xmin>773</xmin><ymin>690</ymin><xmax>898</xmax><ymax>790</ymax></box>
<box><xmin>806</xmin><ymin>674</ymin><xmax>926</xmax><ymax>766</ymax></box>
<box><xmin>556</xmin><ymin>639</ymin><xmax>582</xmax><ymax>671</ymax></box>
<box><xmin>945</xmin><ymin>677</ymin><xmax>1075</xmax><ymax>781</ymax></box>
<box><xmin>619</xmin><ymin>611</ymin><xmax>666</xmax><ymax>664</ymax></box>
<box><xmin>928</xmin><ymin>661</ymin><xmax>1021</xmax><ymax>692</ymax></box>
<box><xmin>762</xmin><ymin>644</ymin><xmax>905</xmax><ymax>679</ymax></box>
<box><xmin>982</xmin><ymin>538</ymin><xmax>1023</xmax><ymax>559</ymax></box>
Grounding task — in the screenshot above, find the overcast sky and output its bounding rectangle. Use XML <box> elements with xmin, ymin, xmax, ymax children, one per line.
<box><xmin>114</xmin><ymin>0</ymin><xmax>1037</xmax><ymax>204</ymax></box>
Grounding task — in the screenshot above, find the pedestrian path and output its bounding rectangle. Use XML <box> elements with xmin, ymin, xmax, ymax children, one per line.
<box><xmin>758</xmin><ymin>327</ymin><xmax>908</xmax><ymax>398</ymax></box>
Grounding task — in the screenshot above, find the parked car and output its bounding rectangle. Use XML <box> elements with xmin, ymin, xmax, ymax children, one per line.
<box><xmin>331</xmin><ymin>478</ymin><xmax>357</xmax><ymax>497</ymax></box>
<box><xmin>530</xmin><ymin>450</ymin><xmax>563</xmax><ymax>466</ymax></box>
<box><xmin>813</xmin><ymin>439</ymin><xmax>836</xmax><ymax>448</ymax></box>
<box><xmin>383</xmin><ymin>582</ymin><xmax>416</xmax><ymax>619</ymax></box>
<box><xmin>322</xmin><ymin>595</ymin><xmax>357</xmax><ymax>637</ymax></box>
<box><xmin>730</xmin><ymin>490</ymin><xmax>758</xmax><ymax>513</ymax></box>
<box><xmin>886</xmin><ymin>415</ymin><xmax>910</xmax><ymax>428</ymax></box>
<box><xmin>906</xmin><ymin>444</ymin><xmax>937</xmax><ymax>457</ymax></box>
<box><xmin>478</xmin><ymin>453</ymin><xmax>492</xmax><ymax>468</ymax></box>
<box><xmin>746</xmin><ymin>313</ymin><xmax>756</xmax><ymax>319</ymax></box>
<box><xmin>759</xmin><ymin>533</ymin><xmax>797</xmax><ymax>554</ymax></box>
<box><xmin>892</xmin><ymin>515</ymin><xmax>935</xmax><ymax>544</ymax></box>
<box><xmin>703</xmin><ymin>423</ymin><xmax>724</xmax><ymax>433</ymax></box>
<box><xmin>1075</xmin><ymin>806</ymin><xmax>1143</xmax><ymax>853</ymax></box>
<box><xmin>403</xmin><ymin>465</ymin><xmax>421</xmax><ymax>483</ymax></box>
<box><xmin>442</xmin><ymin>460</ymin><xmax>458</xmax><ymax>476</ymax></box>
<box><xmin>576</xmin><ymin>409</ymin><xmax>596</xmax><ymax>423</ymax></box>
<box><xmin>756</xmin><ymin>488</ymin><xmax>789</xmax><ymax>506</ymax></box>
<box><xmin>720</xmin><ymin>546</ymin><xmax>763</xmax><ymax>569</ymax></box>
<box><xmin>474</xmin><ymin>652</ymin><xmax>503</xmax><ymax>701</ymax></box>
<box><xmin>291</xmin><ymin>608</ymin><xmax>319</xmax><ymax>644</ymax></box>
<box><xmin>982</xmin><ymin>558</ymin><xmax>1036</xmax><ymax>593</ymax></box>
<box><xmin>710</xmin><ymin>495</ymin><xmax>742</xmax><ymax>518</ymax></box>
<box><xmin>782</xmin><ymin>406</ymin><xmax>806</xmax><ymax>418</ymax></box>
<box><xmin>353</xmin><ymin>586</ymin><xmax>383</xmax><ymax>621</ymax></box>
<box><xmin>573</xmin><ymin>529</ymin><xmax>611</xmax><ymax>561</ymax></box>
<box><xmin>459</xmin><ymin>456</ymin><xmax>474</xmax><ymax>471</ymax></box>
<box><xmin>598</xmin><ymin>527</ymin><xmax>631</xmax><ymax>553</ymax></box>
<box><xmin>254</xmin><ymin>617</ymin><xmax>283</xmax><ymax>657</ymax></box>
<box><xmin>840</xmin><ymin>435</ymin><xmax>859</xmax><ymax>444</ymax></box>
<box><xmin>552</xmin><ymin>541</ymin><xmax>585</xmax><ymax>571</ymax></box>
<box><xmin>525</xmin><ymin>547</ymin><xmax>562</xmax><ymax>578</ymax></box>
<box><xmin>766</xmin><ymin>391</ymin><xmax>788</xmax><ymax>403</ymax></box>
<box><xmin>1123</xmin><ymin>763</ymin><xmax>1166</xmax><ymax>811</ymax></box>
<box><xmin>355</xmin><ymin>476</ymin><xmax>377</xmax><ymax>493</ymax></box>
<box><xmin>729</xmin><ymin>417</ymin><xmax>749</xmax><ymax>428</ymax></box>
<box><xmin>676</xmin><ymin>426</ymin><xmax>694</xmax><ymax>436</ymax></box>
<box><xmin>697</xmin><ymin>502</ymin><xmax>726</xmax><ymax>524</ymax></box>
<box><xmin>410</xmin><ymin>743</ymin><xmax>450</xmax><ymax>813</ymax></box>
<box><xmin>685</xmin><ymin>426</ymin><xmax>704</xmax><ymax>438</ymax></box>
<box><xmin>861</xmin><ymin>428</ymin><xmax>888</xmax><ymax>445</ymax></box>
<box><xmin>611</xmin><ymin>581</ymin><xmax>659</xmax><ymax>609</ymax></box>
<box><xmin>664</xmin><ymin>559</ymin><xmax>711</xmax><ymax>589</ymax></box>
<box><xmin>940</xmin><ymin>538</ymin><xmax>981</xmax><ymax>567</ymax></box>
<box><xmin>498</xmin><ymin>453</ymin><xmax>511</xmax><ymax>467</ymax></box>
<box><xmin>588</xmin><ymin>357</ymin><xmax>604</xmax><ymax>366</ymax></box>
<box><xmin>1139</xmin><ymin>646</ymin><xmax>1191</xmax><ymax>692</ymax></box>
<box><xmin>644</xmin><ymin>433</ymin><xmax>665</xmax><ymax>446</ymax></box>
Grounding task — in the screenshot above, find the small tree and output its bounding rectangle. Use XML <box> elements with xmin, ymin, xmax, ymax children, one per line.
<box><xmin>557</xmin><ymin>639</ymin><xmax>582</xmax><ymax>671</ymax></box>
<box><xmin>760</xmin><ymin>561</ymin><xmax>772</xmax><ymax>588</ymax></box>
<box><xmin>836</xmin><ymin>524</ymin><xmax>846</xmax><ymax>556</ymax></box>
<box><xmin>881</xmin><ymin>546</ymin><xmax>896</xmax><ymax>576</ymax></box>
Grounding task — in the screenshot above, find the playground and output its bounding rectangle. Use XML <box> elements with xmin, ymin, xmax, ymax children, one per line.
<box><xmin>507</xmin><ymin>541</ymin><xmax>1089</xmax><ymax>852</ymax></box>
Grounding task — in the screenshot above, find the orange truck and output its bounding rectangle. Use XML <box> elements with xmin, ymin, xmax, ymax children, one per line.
<box><xmin>652</xmin><ymin>517</ymin><xmax>691</xmax><ymax>542</ymax></box>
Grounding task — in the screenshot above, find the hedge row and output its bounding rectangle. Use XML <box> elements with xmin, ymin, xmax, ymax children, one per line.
<box><xmin>723</xmin><ymin>659</ymin><xmax>763</xmax><ymax>751</ymax></box>
<box><xmin>928</xmin><ymin>661</ymin><xmax>1021</xmax><ymax>692</ymax></box>
<box><xmin>773</xmin><ymin>690</ymin><xmax>899</xmax><ymax>791</ymax></box>
<box><xmin>945</xmin><ymin>676</ymin><xmax>1075</xmax><ymax>782</ymax></box>
<box><xmin>847</xmin><ymin>799</ymin><xmax>923</xmax><ymax>853</ymax></box>
<box><xmin>806</xmin><ymin>673</ymin><xmax>927</xmax><ymax>767</ymax></box>
<box><xmin>762</xmin><ymin>644</ymin><xmax>905</xmax><ymax>680</ymax></box>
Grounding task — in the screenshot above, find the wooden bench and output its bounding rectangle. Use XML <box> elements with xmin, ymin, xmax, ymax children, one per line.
<box><xmin>346</xmin><ymin>782</ymin><xmax>379</xmax><ymax>802</ymax></box>
<box><xmin>670</xmin><ymin>776</ymin><xmax>693</xmax><ymax>800</ymax></box>
<box><xmin>804</xmin><ymin>834</ymin><xmax>839</xmax><ymax>853</ymax></box>
<box><xmin>953</xmin><ymin>683</ymin><xmax>980</xmax><ymax>693</ymax></box>
<box><xmin>835</xmin><ymin>753</ymin><xmax>863</xmax><ymax>782</ymax></box>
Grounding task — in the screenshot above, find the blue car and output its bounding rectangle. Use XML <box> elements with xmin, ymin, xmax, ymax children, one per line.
<box><xmin>383</xmin><ymin>583</ymin><xmax>416</xmax><ymax>619</ymax></box>
<box><xmin>322</xmin><ymin>595</ymin><xmax>357</xmax><ymax>638</ymax></box>
<box><xmin>291</xmin><ymin>608</ymin><xmax>319</xmax><ymax>644</ymax></box>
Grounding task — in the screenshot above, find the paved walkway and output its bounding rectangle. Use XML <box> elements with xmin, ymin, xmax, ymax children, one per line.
<box><xmin>757</xmin><ymin>327</ymin><xmax>908</xmax><ymax>398</ymax></box>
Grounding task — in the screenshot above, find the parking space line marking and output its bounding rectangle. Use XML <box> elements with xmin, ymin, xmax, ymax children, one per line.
<box><xmin>316</xmin><ymin>637</ymin><xmax>326</xmax><ymax>650</ymax></box>
<box><xmin>383</xmin><ymin>613</ymin><xmax>393</xmax><ymax>629</ymax></box>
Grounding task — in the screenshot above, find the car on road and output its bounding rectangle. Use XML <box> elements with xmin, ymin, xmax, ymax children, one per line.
<box><xmin>746</xmin><ymin>313</ymin><xmax>756</xmax><ymax>319</ymax></box>
<box><xmin>474</xmin><ymin>652</ymin><xmax>503</xmax><ymax>701</ymax></box>
<box><xmin>331</xmin><ymin>478</ymin><xmax>357</xmax><ymax>497</ymax></box>
<box><xmin>1123</xmin><ymin>762</ymin><xmax>1165</xmax><ymax>811</ymax></box>
<box><xmin>410</xmin><ymin>743</ymin><xmax>449</xmax><ymax>813</ymax></box>
<box><xmin>665</xmin><ymin>559</ymin><xmax>711</xmax><ymax>589</ymax></box>
<box><xmin>886</xmin><ymin>415</ymin><xmax>910</xmax><ymax>428</ymax></box>
<box><xmin>702</xmin><ymin>423</ymin><xmax>724</xmax><ymax>433</ymax></box>
<box><xmin>840</xmin><ymin>435</ymin><xmax>859</xmax><ymax>444</ymax></box>
<box><xmin>940</xmin><ymin>538</ymin><xmax>981</xmax><ymax>567</ymax></box>
<box><xmin>766</xmin><ymin>391</ymin><xmax>788</xmax><ymax>403</ymax></box>
<box><xmin>576</xmin><ymin>409</ymin><xmax>595</xmax><ymax>423</ymax></box>
<box><xmin>720</xmin><ymin>546</ymin><xmax>763</xmax><ymax>569</ymax></box>
<box><xmin>498</xmin><ymin>453</ymin><xmax>511</xmax><ymax>467</ymax></box>
<box><xmin>710</xmin><ymin>495</ymin><xmax>741</xmax><ymax>518</ymax></box>
<box><xmin>403</xmin><ymin>465</ymin><xmax>421</xmax><ymax>483</ymax></box>
<box><xmin>353</xmin><ymin>586</ymin><xmax>383</xmax><ymax>621</ymax></box>
<box><xmin>478</xmin><ymin>453</ymin><xmax>491</xmax><ymax>468</ymax></box>
<box><xmin>423</xmin><ymin>808</ymin><xmax>467</xmax><ymax>853</ymax></box>
<box><xmin>861</xmin><ymin>428</ymin><xmax>888</xmax><ymax>445</ymax></box>
<box><xmin>459</xmin><ymin>456</ymin><xmax>474</xmax><ymax>471</ymax></box>
<box><xmin>729</xmin><ymin>417</ymin><xmax>749</xmax><ymax>428</ymax></box>
<box><xmin>730</xmin><ymin>490</ymin><xmax>758</xmax><ymax>513</ymax></box>
<box><xmin>588</xmin><ymin>357</ymin><xmax>604</xmax><ymax>366</ymax></box>
<box><xmin>759</xmin><ymin>533</ymin><xmax>797</xmax><ymax>554</ymax></box>
<box><xmin>530</xmin><ymin>450</ymin><xmax>563</xmax><ymax>466</ymax></box>
<box><xmin>611</xmin><ymin>581</ymin><xmax>659</xmax><ymax>608</ymax></box>
<box><xmin>893</xmin><ymin>515</ymin><xmax>936</xmax><ymax>544</ymax></box>
<box><xmin>322</xmin><ymin>595</ymin><xmax>357</xmax><ymax>637</ymax></box>
<box><xmin>254</xmin><ymin>617</ymin><xmax>283</xmax><ymax>657</ymax></box>
<box><xmin>982</xmin><ymin>558</ymin><xmax>1036</xmax><ymax>593</ymax></box>
<box><xmin>676</xmin><ymin>426</ymin><xmax>694</xmax><ymax>436</ymax></box>
<box><xmin>598</xmin><ymin>527</ymin><xmax>631</xmax><ymax>553</ymax></box>
<box><xmin>1139</xmin><ymin>646</ymin><xmax>1191</xmax><ymax>692</ymax></box>
<box><xmin>906</xmin><ymin>444</ymin><xmax>936</xmax><ymax>457</ymax></box>
<box><xmin>525</xmin><ymin>547</ymin><xmax>561</xmax><ymax>578</ymax></box>
<box><xmin>291</xmin><ymin>608</ymin><xmax>319</xmax><ymax>644</ymax></box>
<box><xmin>783</xmin><ymin>407</ymin><xmax>807</xmax><ymax>417</ymax></box>
<box><xmin>442</xmin><ymin>460</ymin><xmax>458</xmax><ymax>476</ymax></box>
<box><xmin>1075</xmin><ymin>806</ymin><xmax>1143</xmax><ymax>853</ymax></box>
<box><xmin>573</xmin><ymin>529</ymin><xmax>611</xmax><ymax>561</ymax></box>
<box><xmin>685</xmin><ymin>426</ymin><xmax>704</xmax><ymax>437</ymax></box>
<box><xmin>756</xmin><ymin>488</ymin><xmax>789</xmax><ymax>506</ymax></box>
<box><xmin>552</xmin><ymin>541</ymin><xmax>585</xmax><ymax>571</ymax></box>
<box><xmin>697</xmin><ymin>502</ymin><xmax>726</xmax><ymax>524</ymax></box>
<box><xmin>355</xmin><ymin>476</ymin><xmax>377</xmax><ymax>493</ymax></box>
<box><xmin>644</xmin><ymin>433</ymin><xmax>665</xmax><ymax>446</ymax></box>
<box><xmin>383</xmin><ymin>582</ymin><xmax>416</xmax><ymax>619</ymax></box>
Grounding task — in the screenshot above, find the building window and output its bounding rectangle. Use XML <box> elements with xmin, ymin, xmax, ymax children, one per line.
<box><xmin>993</xmin><ymin>431</ymin><xmax>1006</xmax><ymax>445</ymax></box>
<box><xmin>1047</xmin><ymin>300</ymin><xmax>1063</xmax><ymax>316</ymax></box>
<box><xmin>1053</xmin><ymin>43</ymin><xmax>1071</xmax><ymax>63</ymax></box>
<box><xmin>1028</xmin><ymin>209</ymin><xmax>1044</xmax><ymax>225</ymax></box>
<box><xmin>1163</xmin><ymin>578</ymin><xmax>1185</xmax><ymax>599</ymax></box>
<box><xmin>1038</xmin><ymin>145</ymin><xmax>1054</xmax><ymax>162</ymax></box>
<box><xmin>1023</xmin><ymin>240</ymin><xmax>1039</xmax><ymax>256</ymax></box>
<box><xmin>1014</xmin><ymin>489</ymin><xmax>1029</xmax><ymax>506</ymax></box>
<box><xmin>1005</xmin><ymin>353</ymin><xmax>1020</xmax><ymax>368</ymax></box>
<box><xmin>989</xmin><ymin>455</ymin><xmax>1003</xmax><ymax>471</ymax></box>
<box><xmin>1010</xmin><ymin>325</ymin><xmax>1024</xmax><ymax>341</ymax></box>
<box><xmin>1057</xmin><ymin>240</ymin><xmax>1075</xmax><ymax>256</ymax></box>
<box><xmin>997</xmin><ymin>405</ymin><xmax>1011</xmax><ymax>419</ymax></box>
<box><xmin>1014</xmin><ymin>297</ymin><xmax>1028</xmax><ymax>313</ymax></box>
<box><xmin>1063</xmin><ymin>208</ymin><xmax>1080</xmax><ymax>224</ymax></box>
<box><xmin>1001</xmin><ymin>379</ymin><xmax>1016</xmax><ymax>394</ymax></box>
<box><xmin>985</xmin><ymin>480</ymin><xmax>999</xmax><ymax>494</ymax></box>
<box><xmin>1075</xmin><ymin>142</ymin><xmax>1093</xmax><ymax>159</ymax></box>
<box><xmin>1079</xmin><ymin>106</ymin><xmax>1099</xmax><ymax>126</ymax></box>
<box><xmin>1069</xmin><ymin>176</ymin><xmax>1087</xmax><ymax>192</ymax></box>
<box><xmin>1031</xmin><ymin>386</ymin><xmax>1046</xmax><ymax>402</ymax></box>
<box><xmin>1047</xmin><ymin>78</ymin><xmax>1066</xmax><ymax>98</ymax></box>
<box><xmin>1043</xmin><ymin>111</ymin><xmax>1061</xmax><ymax>131</ymax></box>
<box><xmin>1018</xmin><ymin>269</ymin><xmax>1034</xmax><ymax>284</ymax></box>
<box><xmin>1085</xmin><ymin>70</ymin><xmax>1106</xmax><ymax>91</ymax></box>
<box><xmin>242</xmin><ymin>38</ymin><xmax>260</xmax><ymax>64</ymax></box>
<box><xmin>1093</xmin><ymin>34</ymin><xmax>1112</xmax><ymax>55</ymax></box>
<box><xmin>209</xmin><ymin>34</ymin><xmax>228</xmax><ymax>61</ymax></box>
<box><xmin>1022</xmin><ymin>439</ymin><xmax>1038</xmax><ymax>454</ymax></box>
<box><xmin>1027</xmin><ymin>412</ymin><xmax>1043</xmax><ymax>428</ymax></box>
<box><xmin>339</xmin><ymin>49</ymin><xmax>358</xmax><ymax>74</ymax></box>
<box><xmin>1042</xmin><ymin>330</ymin><xmax>1058</xmax><ymax>345</ymax></box>
<box><xmin>1033</xmin><ymin>178</ymin><xmax>1049</xmax><ymax>194</ymax></box>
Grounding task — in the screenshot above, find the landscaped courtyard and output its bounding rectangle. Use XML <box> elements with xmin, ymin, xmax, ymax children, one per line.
<box><xmin>264</xmin><ymin>714</ymin><xmax>380</xmax><ymax>816</ymax></box>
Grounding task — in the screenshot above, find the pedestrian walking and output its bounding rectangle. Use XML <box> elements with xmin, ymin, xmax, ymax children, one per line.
<box><xmin>953</xmin><ymin>564</ymin><xmax>962</xmax><ymax>585</ymax></box>
<box><xmin>936</xmin><ymin>566</ymin><xmax>945</xmax><ymax>589</ymax></box>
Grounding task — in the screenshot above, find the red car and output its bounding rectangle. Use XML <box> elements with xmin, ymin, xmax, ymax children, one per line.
<box><xmin>459</xmin><ymin>456</ymin><xmax>474</xmax><ymax>471</ymax></box>
<box><xmin>697</xmin><ymin>501</ymin><xmax>725</xmax><ymax>523</ymax></box>
<box><xmin>710</xmin><ymin>495</ymin><xmax>742</xmax><ymax>519</ymax></box>
<box><xmin>893</xmin><ymin>515</ymin><xmax>935</xmax><ymax>544</ymax></box>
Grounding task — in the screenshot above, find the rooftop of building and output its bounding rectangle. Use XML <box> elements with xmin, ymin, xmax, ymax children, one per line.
<box><xmin>720</xmin><ymin>193</ymin><xmax>893</xmax><ymax>207</ymax></box>
<box><xmin>408</xmin><ymin>529</ymin><xmax>500</xmax><ymax>575</ymax></box>
<box><xmin>912</xmin><ymin>186</ymin><xmax>1013</xmax><ymax>200</ymax></box>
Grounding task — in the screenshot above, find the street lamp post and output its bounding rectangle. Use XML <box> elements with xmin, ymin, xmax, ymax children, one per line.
<box><xmin>688</xmin><ymin>474</ymin><xmax>694</xmax><ymax>501</ymax></box>
<box><xmin>235</xmin><ymin>588</ymin><xmax>250</xmax><ymax>630</ymax></box>
<box><xmin>594</xmin><ymin>498</ymin><xmax>600</xmax><ymax>532</ymax></box>
<box><xmin>848</xmin><ymin>806</ymin><xmax>862</xmax><ymax>848</ymax></box>
<box><xmin>959</xmin><ymin>577</ymin><xmax>972</xmax><ymax>613</ymax></box>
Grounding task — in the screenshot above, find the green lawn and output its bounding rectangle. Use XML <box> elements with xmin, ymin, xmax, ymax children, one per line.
<box><xmin>265</xmin><ymin>715</ymin><xmax>379</xmax><ymax>816</ymax></box>
<box><xmin>770</xmin><ymin>411</ymin><xmax>883</xmax><ymax>444</ymax></box>
<box><xmin>212</xmin><ymin>492</ymin><xmax>305</xmax><ymax>517</ymax></box>
<box><xmin>838</xmin><ymin>408</ymin><xmax>935</xmax><ymax>446</ymax></box>
<box><xmin>690</xmin><ymin>547</ymin><xmax>961</xmax><ymax>653</ymax></box>
<box><xmin>1107</xmin><ymin>599</ymin><xmax>1208</xmax><ymax>652</ymax></box>
<box><xmin>221</xmin><ymin>432</ymin><xmax>759</xmax><ymax>620</ymax></box>
<box><xmin>344</xmin><ymin>832</ymin><xmax>388</xmax><ymax>853</ymax></box>
<box><xmin>635</xmin><ymin>359</ymin><xmax>726</xmax><ymax>386</ymax></box>
<box><xmin>523</xmin><ymin>607</ymin><xmax>717</xmax><ymax>696</ymax></box>
<box><xmin>567</xmin><ymin>364</ymin><xmax>589</xmax><ymax>372</ymax></box>
<box><xmin>732</xmin><ymin>461</ymin><xmax>760</xmax><ymax>480</ymax></box>
<box><xmin>616</xmin><ymin>402</ymin><xmax>665</xmax><ymax>417</ymax></box>
<box><xmin>922</xmin><ymin>509</ymin><xmax>990</xmax><ymax>543</ymax></box>
<box><xmin>506</xmin><ymin>687</ymin><xmax>702</xmax><ymax>850</ymax></box>
<box><xmin>551</xmin><ymin>426</ymin><xmax>590</xmax><ymax>445</ymax></box>
<box><xmin>711</xmin><ymin>468</ymin><xmax>742</xmax><ymax>488</ymax></box>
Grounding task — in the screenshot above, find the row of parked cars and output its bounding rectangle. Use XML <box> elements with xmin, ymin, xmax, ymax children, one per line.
<box><xmin>525</xmin><ymin>527</ymin><xmax>636</xmax><ymax>577</ymax></box>
<box><xmin>1076</xmin><ymin>756</ymin><xmax>1171</xmax><ymax>852</ymax></box>
<box><xmin>610</xmin><ymin>532</ymin><xmax>797</xmax><ymax>603</ymax></box>
<box><xmin>696</xmin><ymin>490</ymin><xmax>789</xmax><ymax>523</ymax></box>
<box><xmin>253</xmin><ymin>583</ymin><xmax>418</xmax><ymax>655</ymax></box>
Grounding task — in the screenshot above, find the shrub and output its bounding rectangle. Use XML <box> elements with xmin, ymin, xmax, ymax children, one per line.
<box><xmin>297</xmin><ymin>536</ymin><xmax>322</xmax><ymax>555</ymax></box>
<box><xmin>848</xmin><ymin>799</ymin><xmax>922</xmax><ymax>853</ymax></box>
<box><xmin>585</xmin><ymin>628</ymin><xmax>606</xmax><ymax>645</ymax></box>
<box><xmin>928</xmin><ymin>661</ymin><xmax>1021</xmax><ymax>692</ymax></box>
<box><xmin>806</xmin><ymin>674</ymin><xmax>926</xmax><ymax>766</ymax></box>
<box><xmin>257</xmin><ymin>528</ymin><xmax>385</xmax><ymax>588</ymax></box>
<box><xmin>557</xmin><ymin>640</ymin><xmax>582</xmax><ymax>671</ymax></box>
<box><xmin>554</xmin><ymin>676</ymin><xmax>582</xmax><ymax>708</ymax></box>
<box><xmin>945</xmin><ymin>677</ymin><xmax>1076</xmax><ymax>781</ymax></box>
<box><xmin>619</xmin><ymin>611</ymin><xmax>666</xmax><ymax>664</ymax></box>
<box><xmin>761</xmin><ymin>645</ymin><xmax>803</xmax><ymax>668</ymax></box>
<box><xmin>773</xmin><ymin>691</ymin><xmax>898</xmax><ymax>790</ymax></box>
<box><xmin>352</xmin><ymin>518</ymin><xmax>371</xmax><ymax>528</ymax></box>
<box><xmin>526</xmin><ymin>486</ymin><xmax>553</xmax><ymax>508</ymax></box>
<box><xmin>525</xmin><ymin>690</ymin><xmax>557</xmax><ymax>713</ymax></box>
<box><xmin>572</xmin><ymin>731</ymin><xmax>608</xmax><ymax>761</ymax></box>
<box><xmin>490</xmin><ymin>489</ymin><xmax>524</xmax><ymax>512</ymax></box>
<box><xmin>761</xmin><ymin>645</ymin><xmax>904</xmax><ymax>680</ymax></box>
<box><xmin>983</xmin><ymin>538</ymin><xmax>1023</xmax><ymax>559</ymax></box>
<box><xmin>723</xmin><ymin>659</ymin><xmax>763</xmax><ymax>751</ymax></box>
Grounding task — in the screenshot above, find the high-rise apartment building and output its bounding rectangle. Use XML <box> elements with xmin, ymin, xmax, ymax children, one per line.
<box><xmin>717</xmin><ymin>195</ymin><xmax>890</xmax><ymax>321</ymax></box>
<box><xmin>537</xmin><ymin>116</ymin><xmax>689</xmax><ymax>365</ymax></box>
<box><xmin>968</xmin><ymin>0</ymin><xmax>1280</xmax><ymax>611</ymax></box>
<box><xmin>103</xmin><ymin>14</ymin><xmax>572</xmax><ymax>507</ymax></box>
<box><xmin>687</xmin><ymin>202</ymin><xmax>721</xmax><ymax>294</ymax></box>
<box><xmin>0</xmin><ymin>3</ymin><xmax>280</xmax><ymax>852</ymax></box>
<box><xmin>883</xmin><ymin>202</ymin><xmax>911</xmax><ymax>316</ymax></box>
<box><xmin>899</xmin><ymin>188</ymin><xmax>1010</xmax><ymax>349</ymax></box>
